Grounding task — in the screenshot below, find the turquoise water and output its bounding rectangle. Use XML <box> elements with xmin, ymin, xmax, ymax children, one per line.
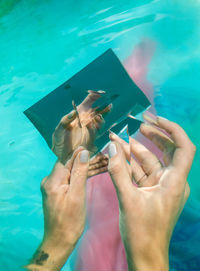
<box><xmin>0</xmin><ymin>0</ymin><xmax>200</xmax><ymax>270</ymax></box>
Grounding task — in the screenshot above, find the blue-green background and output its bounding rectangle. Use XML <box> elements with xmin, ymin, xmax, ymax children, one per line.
<box><xmin>0</xmin><ymin>0</ymin><xmax>200</xmax><ymax>270</ymax></box>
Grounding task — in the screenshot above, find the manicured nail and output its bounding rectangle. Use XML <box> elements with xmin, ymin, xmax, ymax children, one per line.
<box><xmin>143</xmin><ymin>112</ymin><xmax>158</xmax><ymax>125</ymax></box>
<box><xmin>109</xmin><ymin>142</ymin><xmax>117</xmax><ymax>158</ymax></box>
<box><xmin>97</xmin><ymin>90</ymin><xmax>106</xmax><ymax>94</ymax></box>
<box><xmin>109</xmin><ymin>130</ymin><xmax>118</xmax><ymax>140</ymax></box>
<box><xmin>157</xmin><ymin>116</ymin><xmax>167</xmax><ymax>121</ymax></box>
<box><xmin>80</xmin><ymin>150</ymin><xmax>89</xmax><ymax>163</ymax></box>
<box><xmin>108</xmin><ymin>103</ymin><xmax>113</xmax><ymax>110</ymax></box>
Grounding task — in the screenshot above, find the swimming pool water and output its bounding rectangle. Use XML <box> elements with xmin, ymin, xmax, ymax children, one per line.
<box><xmin>0</xmin><ymin>0</ymin><xmax>200</xmax><ymax>270</ymax></box>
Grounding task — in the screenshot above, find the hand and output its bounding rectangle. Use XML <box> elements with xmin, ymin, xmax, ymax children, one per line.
<box><xmin>108</xmin><ymin>114</ymin><xmax>196</xmax><ymax>271</ymax></box>
<box><xmin>52</xmin><ymin>90</ymin><xmax>111</xmax><ymax>171</ymax></box>
<box><xmin>25</xmin><ymin>147</ymin><xmax>90</xmax><ymax>270</ymax></box>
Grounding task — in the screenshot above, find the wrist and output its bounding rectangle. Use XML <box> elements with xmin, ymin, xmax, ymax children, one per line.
<box><xmin>25</xmin><ymin>238</ymin><xmax>76</xmax><ymax>271</ymax></box>
<box><xmin>130</xmin><ymin>249</ymin><xmax>169</xmax><ymax>271</ymax></box>
<box><xmin>123</xmin><ymin>239</ymin><xmax>169</xmax><ymax>271</ymax></box>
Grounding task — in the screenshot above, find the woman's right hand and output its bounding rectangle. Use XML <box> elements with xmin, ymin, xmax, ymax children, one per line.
<box><xmin>108</xmin><ymin>114</ymin><xmax>196</xmax><ymax>271</ymax></box>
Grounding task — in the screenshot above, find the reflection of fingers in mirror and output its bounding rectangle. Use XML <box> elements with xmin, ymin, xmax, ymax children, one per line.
<box><xmin>91</xmin><ymin>92</ymin><xmax>119</xmax><ymax>109</ymax></box>
<box><xmin>86</xmin><ymin>121</ymin><xmax>98</xmax><ymax>132</ymax></box>
<box><xmin>78</xmin><ymin>90</ymin><xmax>104</xmax><ymax>111</ymax></box>
<box><xmin>60</xmin><ymin>110</ymin><xmax>76</xmax><ymax>128</ymax></box>
<box><xmin>93</xmin><ymin>114</ymin><xmax>105</xmax><ymax>130</ymax></box>
<box><xmin>89</xmin><ymin>159</ymin><xmax>108</xmax><ymax>170</ymax></box>
<box><xmin>96</xmin><ymin>103</ymin><xmax>112</xmax><ymax>117</ymax></box>
<box><xmin>72</xmin><ymin>100</ymin><xmax>82</xmax><ymax>128</ymax></box>
<box><xmin>87</xmin><ymin>89</ymin><xmax>106</xmax><ymax>95</ymax></box>
<box><xmin>90</xmin><ymin>152</ymin><xmax>108</xmax><ymax>164</ymax></box>
<box><xmin>89</xmin><ymin>145</ymin><xmax>98</xmax><ymax>158</ymax></box>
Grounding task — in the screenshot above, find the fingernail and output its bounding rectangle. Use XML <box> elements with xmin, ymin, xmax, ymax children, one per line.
<box><xmin>157</xmin><ymin>116</ymin><xmax>167</xmax><ymax>121</ymax></box>
<box><xmin>143</xmin><ymin>112</ymin><xmax>158</xmax><ymax>125</ymax></box>
<box><xmin>97</xmin><ymin>90</ymin><xmax>106</xmax><ymax>94</ymax></box>
<box><xmin>109</xmin><ymin>130</ymin><xmax>118</xmax><ymax>140</ymax></box>
<box><xmin>109</xmin><ymin>142</ymin><xmax>117</xmax><ymax>158</ymax></box>
<box><xmin>80</xmin><ymin>150</ymin><xmax>89</xmax><ymax>163</ymax></box>
<box><xmin>108</xmin><ymin>103</ymin><xmax>113</xmax><ymax>110</ymax></box>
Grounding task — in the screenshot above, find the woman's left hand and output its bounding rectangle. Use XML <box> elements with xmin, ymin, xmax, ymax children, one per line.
<box><xmin>25</xmin><ymin>147</ymin><xmax>90</xmax><ymax>270</ymax></box>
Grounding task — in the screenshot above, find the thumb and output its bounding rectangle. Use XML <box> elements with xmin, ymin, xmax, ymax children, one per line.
<box><xmin>108</xmin><ymin>141</ymin><xmax>135</xmax><ymax>199</ymax></box>
<box><xmin>69</xmin><ymin>150</ymin><xmax>89</xmax><ymax>195</ymax></box>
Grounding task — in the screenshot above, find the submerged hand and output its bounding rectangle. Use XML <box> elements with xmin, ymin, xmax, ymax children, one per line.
<box><xmin>25</xmin><ymin>147</ymin><xmax>90</xmax><ymax>270</ymax></box>
<box><xmin>108</xmin><ymin>115</ymin><xmax>196</xmax><ymax>271</ymax></box>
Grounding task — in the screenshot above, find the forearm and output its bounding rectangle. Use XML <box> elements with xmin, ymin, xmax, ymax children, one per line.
<box><xmin>24</xmin><ymin>239</ymin><xmax>75</xmax><ymax>271</ymax></box>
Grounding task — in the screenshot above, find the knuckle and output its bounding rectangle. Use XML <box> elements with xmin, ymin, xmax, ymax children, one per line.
<box><xmin>46</xmin><ymin>186</ymin><xmax>57</xmax><ymax>196</ymax></box>
<box><xmin>171</xmin><ymin>122</ymin><xmax>186</xmax><ymax>135</ymax></box>
<box><xmin>171</xmin><ymin>121</ymin><xmax>179</xmax><ymax>129</ymax></box>
<box><xmin>185</xmin><ymin>183</ymin><xmax>190</xmax><ymax>199</ymax></box>
<box><xmin>190</xmin><ymin>143</ymin><xmax>196</xmax><ymax>154</ymax></box>
<box><xmin>170</xmin><ymin>120</ymin><xmax>180</xmax><ymax>130</ymax></box>
<box><xmin>40</xmin><ymin>177</ymin><xmax>47</xmax><ymax>191</ymax></box>
<box><xmin>186</xmin><ymin>142</ymin><xmax>196</xmax><ymax>159</ymax></box>
<box><xmin>140</xmin><ymin>155</ymin><xmax>151</xmax><ymax>166</ymax></box>
<box><xmin>41</xmin><ymin>181</ymin><xmax>57</xmax><ymax>196</ymax></box>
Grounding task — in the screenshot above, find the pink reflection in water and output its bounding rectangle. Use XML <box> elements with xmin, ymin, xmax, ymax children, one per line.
<box><xmin>124</xmin><ymin>39</ymin><xmax>156</xmax><ymax>104</ymax></box>
<box><xmin>76</xmin><ymin>40</ymin><xmax>160</xmax><ymax>271</ymax></box>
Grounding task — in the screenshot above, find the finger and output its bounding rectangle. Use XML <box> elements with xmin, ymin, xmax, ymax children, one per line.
<box><xmin>45</xmin><ymin>147</ymin><xmax>84</xmax><ymax>188</ymax></box>
<box><xmin>42</xmin><ymin>162</ymin><xmax>70</xmax><ymax>193</ymax></box>
<box><xmin>108</xmin><ymin>142</ymin><xmax>137</xmax><ymax>199</ymax></box>
<box><xmin>88</xmin><ymin>165</ymin><xmax>108</xmax><ymax>177</ymax></box>
<box><xmin>109</xmin><ymin>131</ymin><xmax>160</xmax><ymax>187</ymax></box>
<box><xmin>89</xmin><ymin>159</ymin><xmax>108</xmax><ymax>170</ymax></box>
<box><xmin>89</xmin><ymin>152</ymin><xmax>108</xmax><ymax>165</ymax></box>
<box><xmin>109</xmin><ymin>131</ymin><xmax>130</xmax><ymax>161</ymax></box>
<box><xmin>92</xmin><ymin>114</ymin><xmax>105</xmax><ymax>130</ymax></box>
<box><xmin>72</xmin><ymin>100</ymin><xmax>82</xmax><ymax>128</ymax></box>
<box><xmin>140</xmin><ymin>123</ymin><xmax>175</xmax><ymax>166</ymax></box>
<box><xmin>130</xmin><ymin>157</ymin><xmax>148</xmax><ymax>186</ymax></box>
<box><xmin>65</xmin><ymin>146</ymin><xmax>85</xmax><ymax>171</ymax></box>
<box><xmin>52</xmin><ymin>110</ymin><xmax>76</xmax><ymax>149</ymax></box>
<box><xmin>129</xmin><ymin>140</ymin><xmax>161</xmax><ymax>187</ymax></box>
<box><xmin>109</xmin><ymin>131</ymin><xmax>145</xmax><ymax>180</ymax></box>
<box><xmin>60</xmin><ymin>110</ymin><xmax>76</xmax><ymax>128</ymax></box>
<box><xmin>129</xmin><ymin>137</ymin><xmax>163</xmax><ymax>176</ymax></box>
<box><xmin>69</xmin><ymin>150</ymin><xmax>90</xmax><ymax>195</ymax></box>
<box><xmin>94</xmin><ymin>114</ymin><xmax>104</xmax><ymax>123</ymax></box>
<box><xmin>144</xmin><ymin>114</ymin><xmax>196</xmax><ymax>175</ymax></box>
<box><xmin>96</xmin><ymin>103</ymin><xmax>112</xmax><ymax>117</ymax></box>
<box><xmin>86</xmin><ymin>121</ymin><xmax>97</xmax><ymax>133</ymax></box>
<box><xmin>109</xmin><ymin>132</ymin><xmax>151</xmax><ymax>186</ymax></box>
<box><xmin>78</xmin><ymin>91</ymin><xmax>102</xmax><ymax>112</ymax></box>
